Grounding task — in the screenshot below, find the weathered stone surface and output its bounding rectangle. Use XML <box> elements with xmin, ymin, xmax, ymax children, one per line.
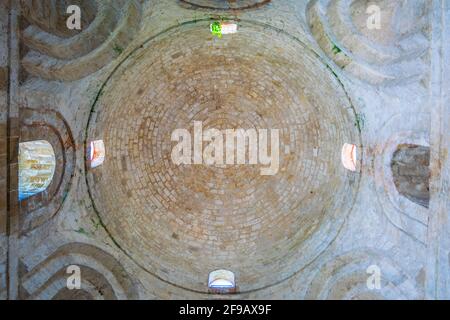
<box><xmin>0</xmin><ymin>0</ymin><xmax>448</xmax><ymax>300</ymax></box>
<box><xmin>0</xmin><ymin>0</ymin><xmax>9</xmax><ymax>300</ymax></box>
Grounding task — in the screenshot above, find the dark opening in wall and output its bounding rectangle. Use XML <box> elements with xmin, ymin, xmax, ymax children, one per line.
<box><xmin>391</xmin><ymin>144</ymin><xmax>430</xmax><ymax>208</ymax></box>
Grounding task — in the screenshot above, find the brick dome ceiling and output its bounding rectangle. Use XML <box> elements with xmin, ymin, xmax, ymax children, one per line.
<box><xmin>85</xmin><ymin>20</ymin><xmax>361</xmax><ymax>293</ymax></box>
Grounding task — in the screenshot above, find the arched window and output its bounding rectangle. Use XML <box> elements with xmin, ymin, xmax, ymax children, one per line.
<box><xmin>208</xmin><ymin>269</ymin><xmax>235</xmax><ymax>293</ymax></box>
<box><xmin>19</xmin><ymin>140</ymin><xmax>56</xmax><ymax>200</ymax></box>
<box><xmin>88</xmin><ymin>140</ymin><xmax>105</xmax><ymax>168</ymax></box>
<box><xmin>341</xmin><ymin>143</ymin><xmax>357</xmax><ymax>171</ymax></box>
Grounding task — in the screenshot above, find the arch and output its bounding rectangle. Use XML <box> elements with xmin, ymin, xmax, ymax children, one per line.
<box><xmin>20</xmin><ymin>243</ymin><xmax>139</xmax><ymax>300</ymax></box>
<box><xmin>307</xmin><ymin>0</ymin><xmax>429</xmax><ymax>85</ymax></box>
<box><xmin>21</xmin><ymin>0</ymin><xmax>143</xmax><ymax>81</ymax></box>
<box><xmin>180</xmin><ymin>0</ymin><xmax>271</xmax><ymax>10</ymax></box>
<box><xmin>305</xmin><ymin>250</ymin><xmax>422</xmax><ymax>300</ymax></box>
<box><xmin>19</xmin><ymin>108</ymin><xmax>76</xmax><ymax>234</ymax></box>
<box><xmin>19</xmin><ymin>140</ymin><xmax>56</xmax><ymax>200</ymax></box>
<box><xmin>373</xmin><ymin>116</ymin><xmax>430</xmax><ymax>245</ymax></box>
<box><xmin>20</xmin><ymin>0</ymin><xmax>98</xmax><ymax>38</ymax></box>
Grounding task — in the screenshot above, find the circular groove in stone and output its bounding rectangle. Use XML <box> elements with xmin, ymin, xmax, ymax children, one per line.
<box><xmin>85</xmin><ymin>20</ymin><xmax>361</xmax><ymax>293</ymax></box>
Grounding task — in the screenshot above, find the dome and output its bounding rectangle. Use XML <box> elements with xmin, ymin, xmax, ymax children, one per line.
<box><xmin>86</xmin><ymin>20</ymin><xmax>360</xmax><ymax>292</ymax></box>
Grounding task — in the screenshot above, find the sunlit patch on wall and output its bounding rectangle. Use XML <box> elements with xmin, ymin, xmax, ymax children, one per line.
<box><xmin>341</xmin><ymin>143</ymin><xmax>357</xmax><ymax>171</ymax></box>
<box><xmin>19</xmin><ymin>140</ymin><xmax>56</xmax><ymax>200</ymax></box>
<box><xmin>88</xmin><ymin>140</ymin><xmax>105</xmax><ymax>168</ymax></box>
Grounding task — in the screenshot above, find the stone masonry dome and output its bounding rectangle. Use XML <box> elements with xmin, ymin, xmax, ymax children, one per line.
<box><xmin>86</xmin><ymin>20</ymin><xmax>360</xmax><ymax>292</ymax></box>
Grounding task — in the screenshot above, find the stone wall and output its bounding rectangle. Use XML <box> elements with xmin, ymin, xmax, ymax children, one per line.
<box><xmin>0</xmin><ymin>0</ymin><xmax>9</xmax><ymax>301</ymax></box>
<box><xmin>0</xmin><ymin>0</ymin><xmax>448</xmax><ymax>300</ymax></box>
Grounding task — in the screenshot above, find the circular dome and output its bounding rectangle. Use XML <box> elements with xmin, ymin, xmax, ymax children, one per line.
<box><xmin>86</xmin><ymin>20</ymin><xmax>361</xmax><ymax>292</ymax></box>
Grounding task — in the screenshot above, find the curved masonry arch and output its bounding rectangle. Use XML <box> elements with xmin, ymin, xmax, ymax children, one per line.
<box><xmin>19</xmin><ymin>108</ymin><xmax>76</xmax><ymax>235</ymax></box>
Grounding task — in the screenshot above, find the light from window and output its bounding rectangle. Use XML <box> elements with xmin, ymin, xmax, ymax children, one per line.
<box><xmin>220</xmin><ymin>22</ymin><xmax>238</xmax><ymax>34</ymax></box>
<box><xmin>208</xmin><ymin>269</ymin><xmax>235</xmax><ymax>289</ymax></box>
<box><xmin>210</xmin><ymin>21</ymin><xmax>238</xmax><ymax>38</ymax></box>
<box><xmin>19</xmin><ymin>140</ymin><xmax>56</xmax><ymax>200</ymax></box>
<box><xmin>341</xmin><ymin>143</ymin><xmax>357</xmax><ymax>171</ymax></box>
<box><xmin>88</xmin><ymin>140</ymin><xmax>105</xmax><ymax>168</ymax></box>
